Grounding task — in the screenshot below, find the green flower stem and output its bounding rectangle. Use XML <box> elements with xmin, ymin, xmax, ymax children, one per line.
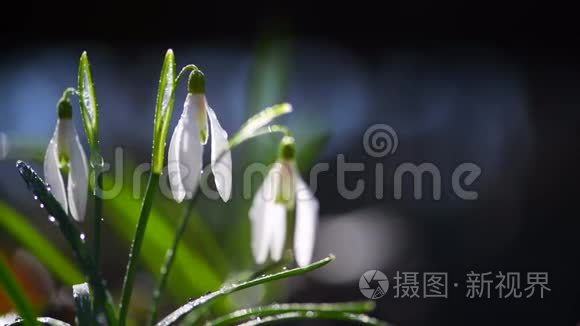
<box><xmin>156</xmin><ymin>255</ymin><xmax>335</xmax><ymax>326</ymax></box>
<box><xmin>93</xmin><ymin>166</ymin><xmax>103</xmax><ymax>267</ymax></box>
<box><xmin>16</xmin><ymin>161</ymin><xmax>117</xmax><ymax>325</ymax></box>
<box><xmin>92</xmin><ymin>166</ymin><xmax>104</xmax><ymax>314</ymax></box>
<box><xmin>119</xmin><ymin>172</ymin><xmax>160</xmax><ymax>326</ymax></box>
<box><xmin>175</xmin><ymin>64</ymin><xmax>199</xmax><ymax>84</ymax></box>
<box><xmin>236</xmin><ymin>312</ymin><xmax>388</xmax><ymax>326</ymax></box>
<box><xmin>149</xmin><ymin>126</ymin><xmax>289</xmax><ymax>325</ymax></box>
<box><xmin>208</xmin><ymin>301</ymin><xmax>376</xmax><ymax>326</ymax></box>
<box><xmin>149</xmin><ymin>148</ymin><xmax>229</xmax><ymax>325</ymax></box>
<box><xmin>0</xmin><ymin>257</ymin><xmax>38</xmax><ymax>326</ymax></box>
<box><xmin>151</xmin><ymin>104</ymin><xmax>296</xmax><ymax>325</ymax></box>
<box><xmin>148</xmin><ymin>193</ymin><xmax>198</xmax><ymax>325</ymax></box>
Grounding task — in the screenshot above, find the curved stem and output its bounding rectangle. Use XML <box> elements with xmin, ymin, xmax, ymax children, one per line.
<box><xmin>208</xmin><ymin>302</ymin><xmax>376</xmax><ymax>326</ymax></box>
<box><xmin>156</xmin><ymin>255</ymin><xmax>335</xmax><ymax>326</ymax></box>
<box><xmin>119</xmin><ymin>173</ymin><xmax>160</xmax><ymax>326</ymax></box>
<box><xmin>62</xmin><ymin>87</ymin><xmax>78</xmax><ymax>99</ymax></box>
<box><xmin>175</xmin><ymin>64</ymin><xmax>199</xmax><ymax>84</ymax></box>
<box><xmin>236</xmin><ymin>311</ymin><xmax>388</xmax><ymax>326</ymax></box>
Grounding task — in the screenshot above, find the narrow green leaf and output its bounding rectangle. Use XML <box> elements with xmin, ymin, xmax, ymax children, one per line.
<box><xmin>0</xmin><ymin>201</ymin><xmax>84</xmax><ymax>284</ymax></box>
<box><xmin>0</xmin><ymin>258</ymin><xmax>38</xmax><ymax>326</ymax></box>
<box><xmin>7</xmin><ymin>317</ymin><xmax>71</xmax><ymax>326</ymax></box>
<box><xmin>77</xmin><ymin>52</ymin><xmax>100</xmax><ymax>156</ymax></box>
<box><xmin>229</xmin><ymin>124</ymin><xmax>290</xmax><ymax>149</ymax></box>
<box><xmin>156</xmin><ymin>255</ymin><xmax>335</xmax><ymax>326</ymax></box>
<box><xmin>236</xmin><ymin>312</ymin><xmax>388</xmax><ymax>326</ymax></box>
<box><xmin>72</xmin><ymin>283</ymin><xmax>93</xmax><ymax>325</ymax></box>
<box><xmin>208</xmin><ymin>301</ymin><xmax>376</xmax><ymax>326</ymax></box>
<box><xmin>15</xmin><ymin>161</ymin><xmax>117</xmax><ymax>325</ymax></box>
<box><xmin>152</xmin><ymin>49</ymin><xmax>177</xmax><ymax>173</ymax></box>
<box><xmin>229</xmin><ymin>103</ymin><xmax>292</xmax><ymax>147</ymax></box>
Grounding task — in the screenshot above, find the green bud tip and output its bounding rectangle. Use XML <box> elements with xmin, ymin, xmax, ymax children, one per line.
<box><xmin>57</xmin><ymin>96</ymin><xmax>73</xmax><ymax>119</ymax></box>
<box><xmin>279</xmin><ymin>136</ymin><xmax>296</xmax><ymax>161</ymax></box>
<box><xmin>188</xmin><ymin>69</ymin><xmax>206</xmax><ymax>94</ymax></box>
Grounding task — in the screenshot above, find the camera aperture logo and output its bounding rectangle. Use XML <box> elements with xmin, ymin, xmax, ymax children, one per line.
<box><xmin>359</xmin><ymin>270</ymin><xmax>389</xmax><ymax>299</ymax></box>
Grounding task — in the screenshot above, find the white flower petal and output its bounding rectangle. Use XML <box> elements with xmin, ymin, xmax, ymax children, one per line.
<box><xmin>207</xmin><ymin>106</ymin><xmax>232</xmax><ymax>202</ymax></box>
<box><xmin>168</xmin><ymin>96</ymin><xmax>203</xmax><ymax>203</ymax></box>
<box><xmin>43</xmin><ymin>126</ymin><xmax>67</xmax><ymax>214</ymax></box>
<box><xmin>249</xmin><ymin>164</ymin><xmax>281</xmax><ymax>264</ymax></box>
<box><xmin>194</xmin><ymin>94</ymin><xmax>209</xmax><ymax>144</ymax></box>
<box><xmin>268</xmin><ymin>203</ymin><xmax>286</xmax><ymax>262</ymax></box>
<box><xmin>67</xmin><ymin>124</ymin><xmax>89</xmax><ymax>222</ymax></box>
<box><xmin>293</xmin><ymin>172</ymin><xmax>319</xmax><ymax>267</ymax></box>
<box><xmin>168</xmin><ymin>118</ymin><xmax>186</xmax><ymax>202</ymax></box>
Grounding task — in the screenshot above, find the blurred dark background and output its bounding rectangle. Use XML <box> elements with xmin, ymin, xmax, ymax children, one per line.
<box><xmin>1</xmin><ymin>3</ymin><xmax>579</xmax><ymax>325</ymax></box>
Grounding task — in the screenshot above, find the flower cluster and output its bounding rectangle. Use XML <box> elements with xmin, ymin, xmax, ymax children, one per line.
<box><xmin>42</xmin><ymin>65</ymin><xmax>318</xmax><ymax>267</ymax></box>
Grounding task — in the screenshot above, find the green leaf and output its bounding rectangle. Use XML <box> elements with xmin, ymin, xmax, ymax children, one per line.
<box><xmin>0</xmin><ymin>201</ymin><xmax>83</xmax><ymax>284</ymax></box>
<box><xmin>72</xmin><ymin>283</ymin><xmax>93</xmax><ymax>325</ymax></box>
<box><xmin>152</xmin><ymin>49</ymin><xmax>177</xmax><ymax>173</ymax></box>
<box><xmin>0</xmin><ymin>258</ymin><xmax>38</xmax><ymax>326</ymax></box>
<box><xmin>229</xmin><ymin>124</ymin><xmax>289</xmax><ymax>149</ymax></box>
<box><xmin>236</xmin><ymin>312</ymin><xmax>388</xmax><ymax>326</ymax></box>
<box><xmin>230</xmin><ymin>103</ymin><xmax>292</xmax><ymax>148</ymax></box>
<box><xmin>156</xmin><ymin>255</ymin><xmax>335</xmax><ymax>326</ymax></box>
<box><xmin>7</xmin><ymin>317</ymin><xmax>71</xmax><ymax>326</ymax></box>
<box><xmin>15</xmin><ymin>161</ymin><xmax>117</xmax><ymax>325</ymax></box>
<box><xmin>77</xmin><ymin>52</ymin><xmax>100</xmax><ymax>159</ymax></box>
<box><xmin>102</xmin><ymin>173</ymin><xmax>222</xmax><ymax>298</ymax></box>
<box><xmin>208</xmin><ymin>301</ymin><xmax>376</xmax><ymax>326</ymax></box>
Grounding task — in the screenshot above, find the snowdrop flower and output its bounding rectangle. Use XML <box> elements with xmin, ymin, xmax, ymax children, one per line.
<box><xmin>250</xmin><ymin>136</ymin><xmax>319</xmax><ymax>267</ymax></box>
<box><xmin>43</xmin><ymin>96</ymin><xmax>89</xmax><ymax>222</ymax></box>
<box><xmin>168</xmin><ymin>69</ymin><xmax>232</xmax><ymax>203</ymax></box>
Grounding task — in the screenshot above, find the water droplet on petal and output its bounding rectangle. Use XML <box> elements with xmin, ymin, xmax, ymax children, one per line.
<box><xmin>80</xmin><ymin>233</ymin><xmax>86</xmax><ymax>242</ymax></box>
<box><xmin>48</xmin><ymin>216</ymin><xmax>56</xmax><ymax>223</ymax></box>
<box><xmin>39</xmin><ymin>203</ymin><xmax>44</xmax><ymax>209</ymax></box>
